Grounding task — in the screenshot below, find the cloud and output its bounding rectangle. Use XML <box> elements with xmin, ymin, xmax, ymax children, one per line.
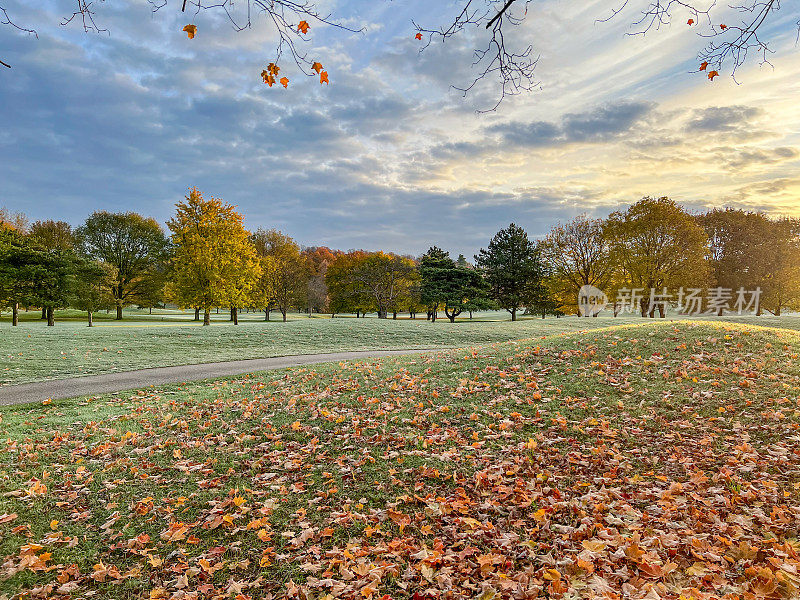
<box><xmin>2</xmin><ymin>0</ymin><xmax>800</xmax><ymax>259</ymax></box>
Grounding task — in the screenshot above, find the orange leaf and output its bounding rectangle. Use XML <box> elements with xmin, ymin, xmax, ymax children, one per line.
<box><xmin>280</xmin><ymin>76</ymin><xmax>289</xmax><ymax>88</ymax></box>
<box><xmin>183</xmin><ymin>24</ymin><xmax>197</xmax><ymax>39</ymax></box>
<box><xmin>297</xmin><ymin>20</ymin><xmax>310</xmax><ymax>34</ymax></box>
<box><xmin>267</xmin><ymin>62</ymin><xmax>280</xmax><ymax>76</ymax></box>
<box><xmin>320</xmin><ymin>70</ymin><xmax>329</xmax><ymax>85</ymax></box>
<box><xmin>720</xmin><ymin>23</ymin><xmax>727</xmax><ymax>30</ymax></box>
<box><xmin>311</xmin><ymin>61</ymin><xmax>323</xmax><ymax>74</ymax></box>
<box><xmin>415</xmin><ymin>32</ymin><xmax>423</xmax><ymax>40</ymax></box>
<box><xmin>708</xmin><ymin>70</ymin><xmax>719</xmax><ymax>81</ymax></box>
<box><xmin>687</xmin><ymin>18</ymin><xmax>694</xmax><ymax>25</ymax></box>
<box><xmin>699</xmin><ymin>61</ymin><xmax>709</xmax><ymax>71</ymax></box>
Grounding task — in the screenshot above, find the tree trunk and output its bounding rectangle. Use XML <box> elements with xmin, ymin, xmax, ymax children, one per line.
<box><xmin>232</xmin><ymin>307</ymin><xmax>239</xmax><ymax>325</ymax></box>
<box><xmin>194</xmin><ymin>307</ymin><xmax>200</xmax><ymax>321</ymax></box>
<box><xmin>469</xmin><ymin>311</ymin><xmax>473</xmax><ymax>319</ymax></box>
<box><xmin>392</xmin><ymin>311</ymin><xmax>397</xmax><ymax>320</ymax></box>
<box><xmin>776</xmin><ymin>305</ymin><xmax>782</xmax><ymax>316</ymax></box>
<box><xmin>448</xmin><ymin>312</ymin><xmax>456</xmax><ymax>323</ymax></box>
<box><xmin>41</xmin><ymin>307</ymin><xmax>46</xmax><ymax>319</ymax></box>
<box><xmin>203</xmin><ymin>309</ymin><xmax>210</xmax><ymax>326</ymax></box>
<box><xmin>87</xmin><ymin>310</ymin><xmax>93</xmax><ymax>327</ymax></box>
<box><xmin>47</xmin><ymin>306</ymin><xmax>54</xmax><ymax>327</ymax></box>
<box><xmin>149</xmin><ymin>307</ymin><xmax>152</xmax><ymax>314</ymax></box>
<box><xmin>265</xmin><ymin>309</ymin><xmax>270</xmax><ymax>321</ymax></box>
<box><xmin>356</xmin><ymin>311</ymin><xmax>360</xmax><ymax>318</ymax></box>
<box><xmin>510</xmin><ymin>307</ymin><xmax>517</xmax><ymax>321</ymax></box>
<box><xmin>12</xmin><ymin>303</ymin><xmax>18</xmax><ymax>326</ymax></box>
<box><xmin>230</xmin><ymin>307</ymin><xmax>235</xmax><ymax>321</ymax></box>
<box><xmin>116</xmin><ymin>303</ymin><xmax>123</xmax><ymax>320</ymax></box>
<box><xmin>659</xmin><ymin>304</ymin><xmax>666</xmax><ymax>318</ymax></box>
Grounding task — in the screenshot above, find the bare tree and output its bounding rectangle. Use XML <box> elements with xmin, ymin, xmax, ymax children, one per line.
<box><xmin>2</xmin><ymin>0</ymin><xmax>797</xmax><ymax>106</ymax></box>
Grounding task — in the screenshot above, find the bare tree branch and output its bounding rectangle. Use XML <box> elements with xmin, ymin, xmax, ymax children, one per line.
<box><xmin>0</xmin><ymin>0</ymin><xmax>796</xmax><ymax>104</ymax></box>
<box><xmin>1</xmin><ymin>5</ymin><xmax>37</xmax><ymax>70</ymax></box>
<box><xmin>414</xmin><ymin>0</ymin><xmax>537</xmax><ymax>111</ymax></box>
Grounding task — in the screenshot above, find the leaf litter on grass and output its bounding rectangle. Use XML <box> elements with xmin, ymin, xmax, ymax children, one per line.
<box><xmin>0</xmin><ymin>321</ymin><xmax>799</xmax><ymax>599</ymax></box>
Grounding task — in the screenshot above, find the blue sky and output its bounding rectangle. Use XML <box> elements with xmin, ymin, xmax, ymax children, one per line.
<box><xmin>2</xmin><ymin>0</ymin><xmax>799</xmax><ymax>257</ymax></box>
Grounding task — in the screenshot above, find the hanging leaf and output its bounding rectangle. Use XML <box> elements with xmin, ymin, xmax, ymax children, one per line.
<box><xmin>319</xmin><ymin>70</ymin><xmax>329</xmax><ymax>85</ymax></box>
<box><xmin>415</xmin><ymin>32</ymin><xmax>423</xmax><ymax>40</ymax></box>
<box><xmin>182</xmin><ymin>24</ymin><xmax>197</xmax><ymax>39</ymax></box>
<box><xmin>297</xmin><ymin>20</ymin><xmax>310</xmax><ymax>34</ymax></box>
<box><xmin>280</xmin><ymin>77</ymin><xmax>289</xmax><ymax>88</ymax></box>
<box><xmin>708</xmin><ymin>70</ymin><xmax>719</xmax><ymax>80</ymax></box>
<box><xmin>311</xmin><ymin>62</ymin><xmax>323</xmax><ymax>74</ymax></box>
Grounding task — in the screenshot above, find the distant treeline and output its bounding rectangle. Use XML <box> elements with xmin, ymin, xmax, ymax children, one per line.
<box><xmin>2</xmin><ymin>193</ymin><xmax>799</xmax><ymax>326</ymax></box>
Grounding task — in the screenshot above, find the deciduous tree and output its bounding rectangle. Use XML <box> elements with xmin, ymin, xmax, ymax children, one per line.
<box><xmin>541</xmin><ymin>215</ymin><xmax>614</xmax><ymax>315</ymax></box>
<box><xmin>250</xmin><ymin>228</ymin><xmax>307</xmax><ymax>322</ymax></box>
<box><xmin>167</xmin><ymin>188</ymin><xmax>261</xmax><ymax>325</ymax></box>
<box><xmin>77</xmin><ymin>211</ymin><xmax>170</xmax><ymax>320</ymax></box>
<box><xmin>606</xmin><ymin>197</ymin><xmax>711</xmax><ymax>317</ymax></box>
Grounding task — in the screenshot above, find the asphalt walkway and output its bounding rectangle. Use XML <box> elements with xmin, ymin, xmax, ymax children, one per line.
<box><xmin>0</xmin><ymin>348</ymin><xmax>436</xmax><ymax>406</ymax></box>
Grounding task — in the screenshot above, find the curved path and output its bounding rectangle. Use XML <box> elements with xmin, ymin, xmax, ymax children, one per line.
<box><xmin>0</xmin><ymin>349</ymin><xmax>439</xmax><ymax>407</ymax></box>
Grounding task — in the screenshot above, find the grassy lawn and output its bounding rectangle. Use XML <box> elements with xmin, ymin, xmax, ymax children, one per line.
<box><xmin>0</xmin><ymin>311</ymin><xmax>648</xmax><ymax>386</ymax></box>
<box><xmin>0</xmin><ymin>320</ymin><xmax>799</xmax><ymax>598</ymax></box>
<box><xmin>4</xmin><ymin>307</ymin><xmax>800</xmax><ymax>387</ymax></box>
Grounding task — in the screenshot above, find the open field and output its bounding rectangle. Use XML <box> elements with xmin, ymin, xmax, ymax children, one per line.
<box><xmin>1</xmin><ymin>320</ymin><xmax>799</xmax><ymax>598</ymax></box>
<box><xmin>3</xmin><ymin>309</ymin><xmax>800</xmax><ymax>386</ymax></box>
<box><xmin>0</xmin><ymin>311</ymin><xmax>640</xmax><ymax>386</ymax></box>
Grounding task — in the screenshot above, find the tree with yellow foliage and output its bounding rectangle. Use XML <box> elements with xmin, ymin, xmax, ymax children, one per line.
<box><xmin>250</xmin><ymin>228</ymin><xmax>308</xmax><ymax>322</ymax></box>
<box><xmin>167</xmin><ymin>188</ymin><xmax>261</xmax><ymax>325</ymax></box>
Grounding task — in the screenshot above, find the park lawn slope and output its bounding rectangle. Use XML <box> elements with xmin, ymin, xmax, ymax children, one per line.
<box><xmin>0</xmin><ymin>321</ymin><xmax>799</xmax><ymax>598</ymax></box>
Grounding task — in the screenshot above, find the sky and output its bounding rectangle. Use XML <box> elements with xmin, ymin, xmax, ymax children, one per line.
<box><xmin>1</xmin><ymin>0</ymin><xmax>800</xmax><ymax>257</ymax></box>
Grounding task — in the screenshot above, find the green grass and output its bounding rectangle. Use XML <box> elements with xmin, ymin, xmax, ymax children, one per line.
<box><xmin>0</xmin><ymin>310</ymin><xmax>644</xmax><ymax>386</ymax></box>
<box><xmin>3</xmin><ymin>307</ymin><xmax>800</xmax><ymax>386</ymax></box>
<box><xmin>0</xmin><ymin>320</ymin><xmax>799</xmax><ymax>598</ymax></box>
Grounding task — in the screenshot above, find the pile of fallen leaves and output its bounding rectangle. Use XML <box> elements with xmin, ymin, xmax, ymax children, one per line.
<box><xmin>1</xmin><ymin>321</ymin><xmax>799</xmax><ymax>599</ymax></box>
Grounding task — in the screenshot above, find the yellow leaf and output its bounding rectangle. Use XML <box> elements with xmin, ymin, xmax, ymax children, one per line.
<box><xmin>182</xmin><ymin>24</ymin><xmax>197</xmax><ymax>39</ymax></box>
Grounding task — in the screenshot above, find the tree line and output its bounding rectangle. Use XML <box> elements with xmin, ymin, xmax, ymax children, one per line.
<box><xmin>2</xmin><ymin>194</ymin><xmax>800</xmax><ymax>326</ymax></box>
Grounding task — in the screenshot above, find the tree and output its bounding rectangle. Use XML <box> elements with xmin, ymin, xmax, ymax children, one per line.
<box><xmin>420</xmin><ymin>248</ymin><xmax>487</xmax><ymax>323</ymax></box>
<box><xmin>250</xmin><ymin>229</ymin><xmax>307</xmax><ymax>322</ymax></box>
<box><xmin>167</xmin><ymin>188</ymin><xmax>261</xmax><ymax>325</ymax></box>
<box><xmin>71</xmin><ymin>259</ymin><xmax>111</xmax><ymax>326</ymax></box>
<box><xmin>0</xmin><ymin>206</ymin><xmax>27</xmax><ymax>233</ymax></box>
<box><xmin>29</xmin><ymin>220</ymin><xmax>76</xmax><ymax>251</ymax></box>
<box><xmin>2</xmin><ymin>1</ymin><xmax>789</xmax><ymax>108</ymax></box>
<box><xmin>420</xmin><ymin>246</ymin><xmax>453</xmax><ymax>321</ymax></box>
<box><xmin>758</xmin><ymin>218</ymin><xmax>800</xmax><ymax>316</ymax></box>
<box><xmin>0</xmin><ymin>228</ymin><xmax>35</xmax><ymax>326</ymax></box>
<box><xmin>326</xmin><ymin>251</ymin><xmax>371</xmax><ymax>317</ymax></box>
<box><xmin>350</xmin><ymin>252</ymin><xmax>419</xmax><ymax>319</ymax></box>
<box><xmin>541</xmin><ymin>215</ymin><xmax>614</xmax><ymax>315</ymax></box>
<box><xmin>302</xmin><ymin>246</ymin><xmax>340</xmax><ymax>314</ymax></box>
<box><xmin>698</xmin><ymin>208</ymin><xmax>773</xmax><ymax>314</ymax></box>
<box><xmin>77</xmin><ymin>211</ymin><xmax>170</xmax><ymax>320</ymax></box>
<box><xmin>31</xmin><ymin>249</ymin><xmax>79</xmax><ymax>327</ymax></box>
<box><xmin>475</xmin><ymin>223</ymin><xmax>543</xmax><ymax>321</ymax></box>
<box><xmin>606</xmin><ymin>197</ymin><xmax>711</xmax><ymax>317</ymax></box>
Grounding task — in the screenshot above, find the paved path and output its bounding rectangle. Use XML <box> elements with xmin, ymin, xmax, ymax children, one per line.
<box><xmin>0</xmin><ymin>349</ymin><xmax>438</xmax><ymax>407</ymax></box>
